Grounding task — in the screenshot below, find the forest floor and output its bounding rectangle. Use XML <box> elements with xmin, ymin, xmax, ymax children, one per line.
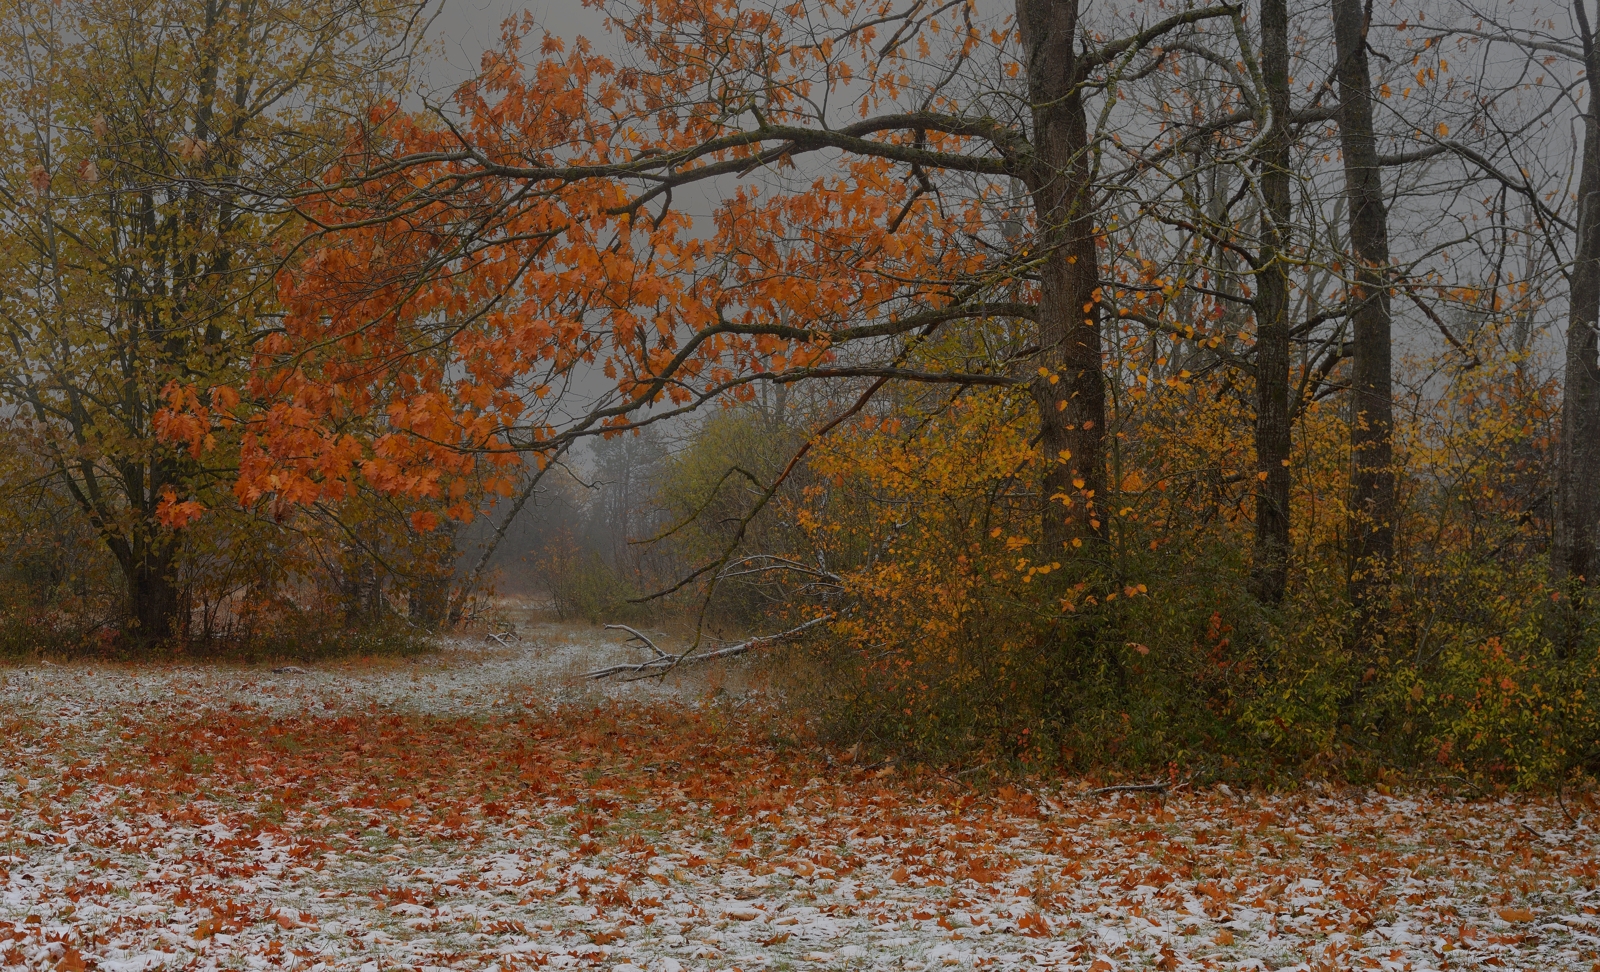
<box><xmin>0</xmin><ymin>623</ymin><xmax>1597</xmax><ymax>972</ymax></box>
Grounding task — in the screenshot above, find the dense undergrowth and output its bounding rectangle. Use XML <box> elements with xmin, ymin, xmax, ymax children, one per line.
<box><xmin>705</xmin><ymin>351</ymin><xmax>1600</xmax><ymax>791</ymax></box>
<box><xmin>0</xmin><ymin>593</ymin><xmax>435</xmax><ymax>665</ymax></box>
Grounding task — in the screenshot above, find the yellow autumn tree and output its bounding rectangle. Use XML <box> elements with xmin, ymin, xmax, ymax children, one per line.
<box><xmin>0</xmin><ymin>0</ymin><xmax>429</xmax><ymax>643</ymax></box>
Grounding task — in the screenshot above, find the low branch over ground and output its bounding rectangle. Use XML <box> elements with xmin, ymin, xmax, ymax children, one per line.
<box><xmin>585</xmin><ymin>615</ymin><xmax>834</xmax><ymax>680</ymax></box>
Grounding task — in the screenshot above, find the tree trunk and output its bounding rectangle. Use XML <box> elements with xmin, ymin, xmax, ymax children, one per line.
<box><xmin>410</xmin><ymin>572</ymin><xmax>451</xmax><ymax>629</ymax></box>
<box><xmin>411</xmin><ymin>519</ymin><xmax>459</xmax><ymax>630</ymax></box>
<box><xmin>1331</xmin><ymin>0</ymin><xmax>1396</xmax><ymax>651</ymax></box>
<box><xmin>1553</xmin><ymin>6</ymin><xmax>1600</xmax><ymax>632</ymax></box>
<box><xmin>341</xmin><ymin>547</ymin><xmax>383</xmax><ymax>626</ymax></box>
<box><xmin>123</xmin><ymin>535</ymin><xmax>181</xmax><ymax>645</ymax></box>
<box><xmin>1018</xmin><ymin>0</ymin><xmax>1107</xmax><ymax>554</ymax></box>
<box><xmin>1250</xmin><ymin>0</ymin><xmax>1293</xmax><ymax>604</ymax></box>
<box><xmin>69</xmin><ymin>461</ymin><xmax>185</xmax><ymax>647</ymax></box>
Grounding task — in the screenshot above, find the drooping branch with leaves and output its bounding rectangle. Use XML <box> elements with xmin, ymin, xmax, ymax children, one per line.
<box><xmin>186</xmin><ymin>0</ymin><xmax>1247</xmax><ymax>570</ymax></box>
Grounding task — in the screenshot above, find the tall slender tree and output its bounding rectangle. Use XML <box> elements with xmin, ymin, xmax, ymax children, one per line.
<box><xmin>1019</xmin><ymin>0</ymin><xmax>1108</xmax><ymax>551</ymax></box>
<box><xmin>1330</xmin><ymin>0</ymin><xmax>1396</xmax><ymax>651</ymax></box>
<box><xmin>1554</xmin><ymin>0</ymin><xmax>1600</xmax><ymax>616</ymax></box>
<box><xmin>1250</xmin><ymin>0</ymin><xmax>1295</xmax><ymax>603</ymax></box>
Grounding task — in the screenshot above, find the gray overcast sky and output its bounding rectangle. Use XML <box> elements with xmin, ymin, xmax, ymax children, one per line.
<box><xmin>421</xmin><ymin>0</ymin><xmax>1016</xmax><ymax>91</ymax></box>
<box><xmin>424</xmin><ymin>0</ymin><xmax>609</xmax><ymax>90</ymax></box>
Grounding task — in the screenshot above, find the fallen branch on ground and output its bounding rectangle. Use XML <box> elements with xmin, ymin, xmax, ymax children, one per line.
<box><xmin>602</xmin><ymin>624</ymin><xmax>670</xmax><ymax>659</ymax></box>
<box><xmin>1088</xmin><ymin>780</ymin><xmax>1172</xmax><ymax>796</ymax></box>
<box><xmin>585</xmin><ymin>615</ymin><xmax>834</xmax><ymax>680</ymax></box>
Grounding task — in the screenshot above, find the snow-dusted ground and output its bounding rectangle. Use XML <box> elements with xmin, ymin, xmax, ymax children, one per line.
<box><xmin>1</xmin><ymin>621</ymin><xmax>731</xmax><ymax>719</ymax></box>
<box><xmin>0</xmin><ymin>630</ymin><xmax>1596</xmax><ymax>972</ymax></box>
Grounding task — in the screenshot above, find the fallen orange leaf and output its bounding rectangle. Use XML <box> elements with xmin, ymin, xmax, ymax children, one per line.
<box><xmin>1018</xmin><ymin>910</ymin><xmax>1052</xmax><ymax>937</ymax></box>
<box><xmin>55</xmin><ymin>947</ymin><xmax>86</xmax><ymax>972</ymax></box>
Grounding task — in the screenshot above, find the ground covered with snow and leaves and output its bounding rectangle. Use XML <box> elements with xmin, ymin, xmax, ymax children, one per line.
<box><xmin>1</xmin><ymin>627</ymin><xmax>1598</xmax><ymax>972</ymax></box>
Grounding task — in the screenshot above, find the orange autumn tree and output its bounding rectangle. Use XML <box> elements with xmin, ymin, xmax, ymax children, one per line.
<box><xmin>160</xmin><ymin>0</ymin><xmax>1246</xmax><ymax>585</ymax></box>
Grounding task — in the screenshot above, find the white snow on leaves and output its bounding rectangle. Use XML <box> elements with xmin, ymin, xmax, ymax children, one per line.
<box><xmin>0</xmin><ymin>640</ymin><xmax>1595</xmax><ymax>972</ymax></box>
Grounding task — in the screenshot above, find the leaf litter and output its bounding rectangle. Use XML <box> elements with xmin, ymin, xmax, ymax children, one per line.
<box><xmin>0</xmin><ymin>634</ymin><xmax>1596</xmax><ymax>971</ymax></box>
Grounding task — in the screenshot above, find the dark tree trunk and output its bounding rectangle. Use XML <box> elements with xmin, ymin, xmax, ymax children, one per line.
<box><xmin>1553</xmin><ymin>3</ymin><xmax>1600</xmax><ymax>632</ymax></box>
<box><xmin>1331</xmin><ymin>0</ymin><xmax>1396</xmax><ymax>650</ymax></box>
<box><xmin>76</xmin><ymin>461</ymin><xmax>185</xmax><ymax>647</ymax></box>
<box><xmin>1250</xmin><ymin>0</ymin><xmax>1294</xmax><ymax>604</ymax></box>
<box><xmin>122</xmin><ymin>535</ymin><xmax>181</xmax><ymax>645</ymax></box>
<box><xmin>1018</xmin><ymin>0</ymin><xmax>1107</xmax><ymax>554</ymax></box>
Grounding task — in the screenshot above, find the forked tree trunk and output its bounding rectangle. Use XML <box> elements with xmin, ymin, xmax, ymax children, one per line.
<box><xmin>1250</xmin><ymin>0</ymin><xmax>1294</xmax><ymax>604</ymax></box>
<box><xmin>87</xmin><ymin>469</ymin><xmax>184</xmax><ymax>647</ymax></box>
<box><xmin>1553</xmin><ymin>4</ymin><xmax>1600</xmax><ymax>636</ymax></box>
<box><xmin>1018</xmin><ymin>0</ymin><xmax>1108</xmax><ymax>554</ymax></box>
<box><xmin>1331</xmin><ymin>0</ymin><xmax>1396</xmax><ymax>652</ymax></box>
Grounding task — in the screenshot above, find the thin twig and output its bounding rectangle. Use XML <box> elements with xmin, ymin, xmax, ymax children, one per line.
<box><xmin>951</xmin><ymin>760</ymin><xmax>994</xmax><ymax>780</ymax></box>
<box><xmin>1557</xmin><ymin>783</ymin><xmax>1588</xmax><ymax>830</ymax></box>
<box><xmin>1429</xmin><ymin>774</ymin><xmax>1487</xmax><ymax>797</ymax></box>
<box><xmin>1089</xmin><ymin>780</ymin><xmax>1171</xmax><ymax>796</ymax></box>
